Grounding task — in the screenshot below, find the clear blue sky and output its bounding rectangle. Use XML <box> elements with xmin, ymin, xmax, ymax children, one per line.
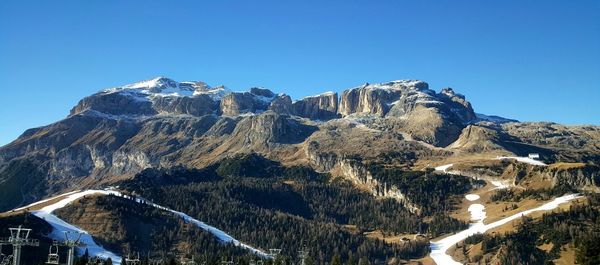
<box><xmin>1</xmin><ymin>1</ymin><xmax>599</xmax><ymax>146</ymax></box>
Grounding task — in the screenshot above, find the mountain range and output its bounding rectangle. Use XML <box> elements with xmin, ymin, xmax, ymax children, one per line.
<box><xmin>1</xmin><ymin>77</ymin><xmax>599</xmax><ymax>265</ymax></box>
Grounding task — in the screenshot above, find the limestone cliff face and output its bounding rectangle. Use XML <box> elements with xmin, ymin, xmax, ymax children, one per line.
<box><xmin>337</xmin><ymin>81</ymin><xmax>477</xmax><ymax>147</ymax></box>
<box><xmin>71</xmin><ymin>91</ymin><xmax>157</xmax><ymax>116</ymax></box>
<box><xmin>151</xmin><ymin>95</ymin><xmax>219</xmax><ymax>116</ymax></box>
<box><xmin>543</xmin><ymin>164</ymin><xmax>600</xmax><ymax>192</ymax></box>
<box><xmin>305</xmin><ymin>141</ymin><xmax>338</xmax><ymax>172</ymax></box>
<box><xmin>338</xmin><ymin>159</ymin><xmax>421</xmax><ymax>214</ymax></box>
<box><xmin>438</xmin><ymin>88</ymin><xmax>476</xmax><ymax>122</ymax></box>
<box><xmin>338</xmin><ymin>85</ymin><xmax>398</xmax><ymax>117</ymax></box>
<box><xmin>220</xmin><ymin>91</ymin><xmax>273</xmax><ymax>116</ymax></box>
<box><xmin>268</xmin><ymin>94</ymin><xmax>294</xmax><ymax>115</ymax></box>
<box><xmin>228</xmin><ymin>112</ymin><xmax>318</xmax><ymax>145</ymax></box>
<box><xmin>456</xmin><ymin>161</ymin><xmax>600</xmax><ymax>192</ymax></box>
<box><xmin>292</xmin><ymin>92</ymin><xmax>339</xmax><ymax>120</ymax></box>
<box><xmin>338</xmin><ymin>80</ymin><xmax>431</xmax><ymax>117</ymax></box>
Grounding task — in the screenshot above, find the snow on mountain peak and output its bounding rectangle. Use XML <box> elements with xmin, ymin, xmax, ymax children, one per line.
<box><xmin>122</xmin><ymin>77</ymin><xmax>178</xmax><ymax>90</ymax></box>
<box><xmin>352</xmin><ymin>80</ymin><xmax>431</xmax><ymax>93</ymax></box>
<box><xmin>303</xmin><ymin>91</ymin><xmax>336</xmax><ymax>99</ymax></box>
<box><xmin>105</xmin><ymin>77</ymin><xmax>231</xmax><ymax>99</ymax></box>
<box><xmin>193</xmin><ymin>85</ymin><xmax>232</xmax><ymax>100</ymax></box>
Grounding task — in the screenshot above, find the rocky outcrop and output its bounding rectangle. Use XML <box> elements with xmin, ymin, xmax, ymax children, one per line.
<box><xmin>544</xmin><ymin>164</ymin><xmax>600</xmax><ymax>192</ymax></box>
<box><xmin>151</xmin><ymin>95</ymin><xmax>219</xmax><ymax>116</ymax></box>
<box><xmin>268</xmin><ymin>94</ymin><xmax>294</xmax><ymax>115</ymax></box>
<box><xmin>338</xmin><ymin>80</ymin><xmax>431</xmax><ymax>117</ymax></box>
<box><xmin>336</xmin><ymin>81</ymin><xmax>477</xmax><ymax>147</ymax></box>
<box><xmin>71</xmin><ymin>91</ymin><xmax>157</xmax><ymax>116</ymax></box>
<box><xmin>338</xmin><ymin>159</ymin><xmax>421</xmax><ymax>214</ymax></box>
<box><xmin>220</xmin><ymin>89</ymin><xmax>275</xmax><ymax>116</ymax></box>
<box><xmin>228</xmin><ymin>112</ymin><xmax>318</xmax><ymax>145</ymax></box>
<box><xmin>305</xmin><ymin>141</ymin><xmax>338</xmax><ymax>172</ymax></box>
<box><xmin>249</xmin><ymin>87</ymin><xmax>275</xmax><ymax>98</ymax></box>
<box><xmin>449</xmin><ymin>125</ymin><xmax>507</xmax><ymax>152</ymax></box>
<box><xmin>437</xmin><ymin>88</ymin><xmax>476</xmax><ymax>122</ymax></box>
<box><xmin>292</xmin><ymin>92</ymin><xmax>339</xmax><ymax>120</ymax></box>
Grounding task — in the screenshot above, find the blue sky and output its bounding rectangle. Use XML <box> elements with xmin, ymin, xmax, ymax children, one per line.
<box><xmin>1</xmin><ymin>0</ymin><xmax>599</xmax><ymax>146</ymax></box>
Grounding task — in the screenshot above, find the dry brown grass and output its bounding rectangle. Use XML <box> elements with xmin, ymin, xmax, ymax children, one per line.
<box><xmin>407</xmin><ymin>256</ymin><xmax>437</xmax><ymax>265</ymax></box>
<box><xmin>415</xmin><ymin>153</ymin><xmax>509</xmax><ymax>171</ymax></box>
<box><xmin>363</xmin><ymin>230</ymin><xmax>425</xmax><ymax>245</ymax></box>
<box><xmin>548</xmin><ymin>162</ymin><xmax>587</xmax><ymax>171</ymax></box>
<box><xmin>451</xmin><ymin>159</ymin><xmax>506</xmax><ymax>171</ymax></box>
<box><xmin>553</xmin><ymin>244</ymin><xmax>576</xmax><ymax>265</ymax></box>
<box><xmin>538</xmin><ymin>242</ymin><xmax>554</xmax><ymax>252</ymax></box>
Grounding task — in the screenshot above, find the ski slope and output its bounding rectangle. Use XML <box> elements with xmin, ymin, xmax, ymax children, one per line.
<box><xmin>29</xmin><ymin>190</ymin><xmax>122</xmax><ymax>264</ymax></box>
<box><xmin>19</xmin><ymin>189</ymin><xmax>270</xmax><ymax>264</ymax></box>
<box><xmin>429</xmin><ymin>194</ymin><xmax>580</xmax><ymax>265</ymax></box>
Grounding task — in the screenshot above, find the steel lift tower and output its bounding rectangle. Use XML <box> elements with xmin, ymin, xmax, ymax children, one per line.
<box><xmin>0</xmin><ymin>226</ymin><xmax>39</xmax><ymax>265</ymax></box>
<box><xmin>62</xmin><ymin>231</ymin><xmax>85</xmax><ymax>265</ymax></box>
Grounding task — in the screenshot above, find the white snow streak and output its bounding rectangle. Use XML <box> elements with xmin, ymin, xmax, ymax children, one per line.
<box><xmin>429</xmin><ymin>194</ymin><xmax>580</xmax><ymax>265</ymax></box>
<box><xmin>18</xmin><ymin>189</ymin><xmax>270</xmax><ymax>264</ymax></box>
<box><xmin>30</xmin><ymin>190</ymin><xmax>122</xmax><ymax>264</ymax></box>
<box><xmin>497</xmin><ymin>156</ymin><xmax>547</xmax><ymax>166</ymax></box>
<box><xmin>434</xmin><ymin>164</ymin><xmax>453</xmax><ymax>173</ymax></box>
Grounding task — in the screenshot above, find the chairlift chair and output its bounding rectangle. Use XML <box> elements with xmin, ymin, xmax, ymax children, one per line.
<box><xmin>46</xmin><ymin>244</ymin><xmax>60</xmax><ymax>264</ymax></box>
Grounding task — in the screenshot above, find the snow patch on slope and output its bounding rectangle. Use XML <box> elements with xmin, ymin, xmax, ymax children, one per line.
<box><xmin>20</xmin><ymin>189</ymin><xmax>270</xmax><ymax>264</ymax></box>
<box><xmin>465</xmin><ymin>194</ymin><xmax>480</xmax><ymax>201</ymax></box>
<box><xmin>434</xmin><ymin>164</ymin><xmax>453</xmax><ymax>173</ymax></box>
<box><xmin>30</xmin><ymin>190</ymin><xmax>122</xmax><ymax>264</ymax></box>
<box><xmin>429</xmin><ymin>194</ymin><xmax>580</xmax><ymax>265</ymax></box>
<box><xmin>303</xmin><ymin>91</ymin><xmax>336</xmax><ymax>99</ymax></box>
<box><xmin>497</xmin><ymin>156</ymin><xmax>547</xmax><ymax>166</ymax></box>
<box><xmin>105</xmin><ymin>77</ymin><xmax>231</xmax><ymax>100</ymax></box>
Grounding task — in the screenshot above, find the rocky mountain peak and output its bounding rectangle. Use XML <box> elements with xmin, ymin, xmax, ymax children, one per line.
<box><xmin>440</xmin><ymin>87</ymin><xmax>456</xmax><ymax>96</ymax></box>
<box><xmin>250</xmin><ymin>87</ymin><xmax>276</xmax><ymax>98</ymax></box>
<box><xmin>123</xmin><ymin>77</ymin><xmax>178</xmax><ymax>91</ymax></box>
<box><xmin>381</xmin><ymin>80</ymin><xmax>430</xmax><ymax>91</ymax></box>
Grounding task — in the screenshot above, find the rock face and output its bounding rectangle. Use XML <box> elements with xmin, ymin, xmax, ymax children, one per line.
<box><xmin>338</xmin><ymin>80</ymin><xmax>430</xmax><ymax>117</ymax></box>
<box><xmin>338</xmin><ymin>81</ymin><xmax>475</xmax><ymax>124</ymax></box>
<box><xmin>229</xmin><ymin>112</ymin><xmax>318</xmax><ymax>145</ymax></box>
<box><xmin>71</xmin><ymin>91</ymin><xmax>157</xmax><ymax>116</ymax></box>
<box><xmin>268</xmin><ymin>94</ymin><xmax>294</xmax><ymax>115</ymax></box>
<box><xmin>220</xmin><ymin>90</ymin><xmax>275</xmax><ymax>116</ymax></box>
<box><xmin>292</xmin><ymin>92</ymin><xmax>339</xmax><ymax>120</ymax></box>
<box><xmin>437</xmin><ymin>88</ymin><xmax>476</xmax><ymax>122</ymax></box>
<box><xmin>152</xmin><ymin>95</ymin><xmax>219</xmax><ymax>116</ymax></box>
<box><xmin>338</xmin><ymin>159</ymin><xmax>421</xmax><ymax>214</ymax></box>
<box><xmin>336</xmin><ymin>81</ymin><xmax>477</xmax><ymax>146</ymax></box>
<box><xmin>544</xmin><ymin>164</ymin><xmax>600</xmax><ymax>192</ymax></box>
